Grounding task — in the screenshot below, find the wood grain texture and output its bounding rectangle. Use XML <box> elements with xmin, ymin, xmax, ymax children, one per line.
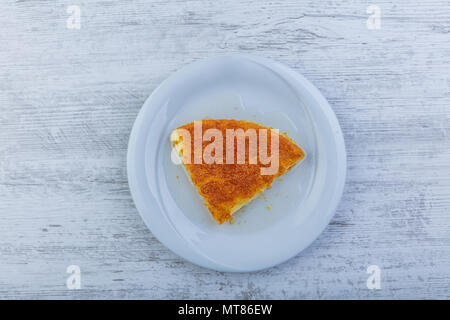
<box><xmin>1</xmin><ymin>0</ymin><xmax>449</xmax><ymax>299</ymax></box>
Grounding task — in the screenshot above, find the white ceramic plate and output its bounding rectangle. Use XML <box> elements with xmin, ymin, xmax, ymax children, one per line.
<box><xmin>127</xmin><ymin>54</ymin><xmax>346</xmax><ymax>272</ymax></box>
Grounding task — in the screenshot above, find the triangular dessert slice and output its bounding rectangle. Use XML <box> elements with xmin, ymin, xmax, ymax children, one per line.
<box><xmin>170</xmin><ymin>119</ymin><xmax>305</xmax><ymax>224</ymax></box>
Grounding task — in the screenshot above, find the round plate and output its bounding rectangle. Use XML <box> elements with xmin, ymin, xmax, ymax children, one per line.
<box><xmin>127</xmin><ymin>54</ymin><xmax>346</xmax><ymax>272</ymax></box>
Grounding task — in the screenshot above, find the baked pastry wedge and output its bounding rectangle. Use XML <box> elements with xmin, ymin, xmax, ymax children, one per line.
<box><xmin>170</xmin><ymin>119</ymin><xmax>305</xmax><ymax>224</ymax></box>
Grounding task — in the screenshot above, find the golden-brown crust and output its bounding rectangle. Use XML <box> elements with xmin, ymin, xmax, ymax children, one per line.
<box><xmin>172</xmin><ymin>119</ymin><xmax>305</xmax><ymax>224</ymax></box>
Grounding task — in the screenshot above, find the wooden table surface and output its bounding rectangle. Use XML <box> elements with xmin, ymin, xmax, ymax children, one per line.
<box><xmin>1</xmin><ymin>0</ymin><xmax>449</xmax><ymax>299</ymax></box>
